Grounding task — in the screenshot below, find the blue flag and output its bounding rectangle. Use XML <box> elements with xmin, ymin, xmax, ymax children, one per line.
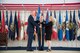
<box><xmin>36</xmin><ymin>6</ymin><xmax>40</xmax><ymax>21</ymax></box>
<box><xmin>46</xmin><ymin>10</ymin><xmax>49</xmax><ymax>24</ymax></box>
<box><xmin>65</xmin><ymin>10</ymin><xmax>69</xmax><ymax>40</ymax></box>
<box><xmin>65</xmin><ymin>10</ymin><xmax>68</xmax><ymax>22</ymax></box>
<box><xmin>59</xmin><ymin>11</ymin><xmax>62</xmax><ymax>25</ymax></box>
<box><xmin>50</xmin><ymin>11</ymin><xmax>52</xmax><ymax>19</ymax></box>
<box><xmin>9</xmin><ymin>11</ymin><xmax>12</xmax><ymax>39</ymax></box>
<box><xmin>9</xmin><ymin>11</ymin><xmax>12</xmax><ymax>27</ymax></box>
<box><xmin>50</xmin><ymin>11</ymin><xmax>52</xmax><ymax>16</ymax></box>
<box><xmin>9</xmin><ymin>11</ymin><xmax>15</xmax><ymax>40</ymax></box>
<box><xmin>73</xmin><ymin>10</ymin><xmax>76</xmax><ymax>24</ymax></box>
<box><xmin>54</xmin><ymin>10</ymin><xmax>56</xmax><ymax>18</ymax></box>
<box><xmin>58</xmin><ymin>11</ymin><xmax>63</xmax><ymax>41</ymax></box>
<box><xmin>70</xmin><ymin>11</ymin><xmax>72</xmax><ymax>22</ymax></box>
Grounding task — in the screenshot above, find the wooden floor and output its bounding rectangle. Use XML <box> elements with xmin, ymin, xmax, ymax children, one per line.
<box><xmin>0</xmin><ymin>50</ymin><xmax>80</xmax><ymax>53</ymax></box>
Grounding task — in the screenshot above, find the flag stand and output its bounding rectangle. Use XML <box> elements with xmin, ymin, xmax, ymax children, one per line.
<box><xmin>40</xmin><ymin>24</ymin><xmax>42</xmax><ymax>46</ymax></box>
<box><xmin>34</xmin><ymin>31</ymin><xmax>38</xmax><ymax>50</ymax></box>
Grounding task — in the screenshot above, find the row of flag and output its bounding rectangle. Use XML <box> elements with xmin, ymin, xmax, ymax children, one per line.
<box><xmin>0</xmin><ymin>10</ymin><xmax>27</xmax><ymax>40</ymax></box>
<box><xmin>0</xmin><ymin>7</ymin><xmax>80</xmax><ymax>41</ymax></box>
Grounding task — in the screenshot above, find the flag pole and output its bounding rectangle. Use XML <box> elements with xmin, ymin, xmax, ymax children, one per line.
<box><xmin>37</xmin><ymin>5</ymin><xmax>42</xmax><ymax>50</ymax></box>
<box><xmin>40</xmin><ymin>5</ymin><xmax>44</xmax><ymax>47</ymax></box>
<box><xmin>40</xmin><ymin>14</ymin><xmax>44</xmax><ymax>49</ymax></box>
<box><xmin>6</xmin><ymin>10</ymin><xmax>8</xmax><ymax>50</ymax></box>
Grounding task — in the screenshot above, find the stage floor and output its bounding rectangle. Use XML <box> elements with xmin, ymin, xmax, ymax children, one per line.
<box><xmin>0</xmin><ymin>39</ymin><xmax>80</xmax><ymax>51</ymax></box>
<box><xmin>0</xmin><ymin>50</ymin><xmax>80</xmax><ymax>53</ymax></box>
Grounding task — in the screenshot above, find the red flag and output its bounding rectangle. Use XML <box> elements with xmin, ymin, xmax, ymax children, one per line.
<box><xmin>51</xmin><ymin>11</ymin><xmax>58</xmax><ymax>40</ymax></box>
<box><xmin>23</xmin><ymin>22</ymin><xmax>28</xmax><ymax>40</ymax></box>
<box><xmin>51</xmin><ymin>29</ymin><xmax>58</xmax><ymax>40</ymax></box>
<box><xmin>17</xmin><ymin>11</ymin><xmax>21</xmax><ymax>40</ymax></box>
<box><xmin>1</xmin><ymin>11</ymin><xmax>5</xmax><ymax>32</ymax></box>
<box><xmin>18</xmin><ymin>11</ymin><xmax>21</xmax><ymax>28</ymax></box>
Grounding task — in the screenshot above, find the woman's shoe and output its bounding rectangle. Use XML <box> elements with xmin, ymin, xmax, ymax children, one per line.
<box><xmin>47</xmin><ymin>49</ymin><xmax>51</xmax><ymax>52</ymax></box>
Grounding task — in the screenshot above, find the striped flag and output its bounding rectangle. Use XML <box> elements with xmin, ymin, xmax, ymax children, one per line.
<box><xmin>65</xmin><ymin>10</ymin><xmax>69</xmax><ymax>40</ymax></box>
<box><xmin>58</xmin><ymin>11</ymin><xmax>63</xmax><ymax>41</ymax></box>
<box><xmin>18</xmin><ymin>11</ymin><xmax>21</xmax><ymax>29</ymax></box>
<box><xmin>17</xmin><ymin>11</ymin><xmax>21</xmax><ymax>40</ymax></box>
<box><xmin>36</xmin><ymin>6</ymin><xmax>40</xmax><ymax>21</ymax></box>
<box><xmin>51</xmin><ymin>11</ymin><xmax>58</xmax><ymax>40</ymax></box>
<box><xmin>20</xmin><ymin>11</ymin><xmax>25</xmax><ymax>40</ymax></box>
<box><xmin>1</xmin><ymin>10</ymin><xmax>5</xmax><ymax>32</ymax></box>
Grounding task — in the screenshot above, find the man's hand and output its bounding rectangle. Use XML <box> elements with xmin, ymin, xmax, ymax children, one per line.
<box><xmin>39</xmin><ymin>25</ymin><xmax>42</xmax><ymax>28</ymax></box>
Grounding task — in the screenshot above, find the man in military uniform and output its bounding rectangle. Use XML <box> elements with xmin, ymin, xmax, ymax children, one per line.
<box><xmin>35</xmin><ymin>12</ymin><xmax>45</xmax><ymax>50</ymax></box>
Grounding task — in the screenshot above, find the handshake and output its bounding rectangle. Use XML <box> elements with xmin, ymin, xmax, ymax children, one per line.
<box><xmin>39</xmin><ymin>25</ymin><xmax>42</xmax><ymax>28</ymax></box>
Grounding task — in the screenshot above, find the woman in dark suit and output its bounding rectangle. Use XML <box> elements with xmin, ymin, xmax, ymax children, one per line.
<box><xmin>45</xmin><ymin>17</ymin><xmax>53</xmax><ymax>51</ymax></box>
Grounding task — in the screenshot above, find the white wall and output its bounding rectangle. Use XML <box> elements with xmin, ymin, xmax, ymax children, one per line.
<box><xmin>0</xmin><ymin>0</ymin><xmax>80</xmax><ymax>4</ymax></box>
